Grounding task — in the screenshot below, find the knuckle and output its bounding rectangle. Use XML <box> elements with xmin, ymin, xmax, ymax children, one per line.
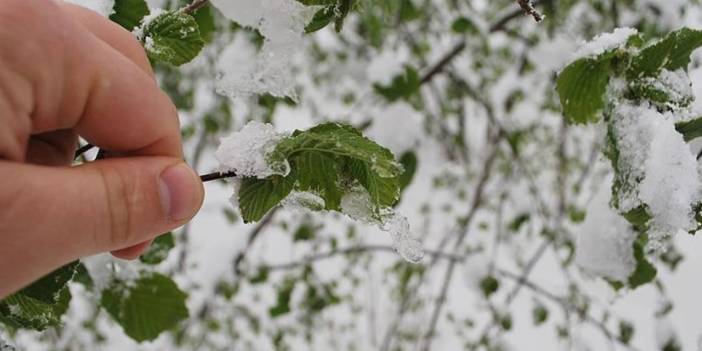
<box><xmin>96</xmin><ymin>167</ymin><xmax>135</xmax><ymax>249</ymax></box>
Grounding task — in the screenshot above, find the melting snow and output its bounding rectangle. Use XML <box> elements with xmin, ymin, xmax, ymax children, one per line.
<box><xmin>215</xmin><ymin>121</ymin><xmax>290</xmax><ymax>178</ymax></box>
<box><xmin>209</xmin><ymin>0</ymin><xmax>316</xmax><ymax>98</ymax></box>
<box><xmin>611</xmin><ymin>101</ymin><xmax>701</xmax><ymax>251</ymax></box>
<box><xmin>575</xmin><ymin>181</ymin><xmax>637</xmax><ymax>282</ymax></box>
<box><xmin>573</xmin><ymin>27</ymin><xmax>638</xmax><ymax>59</ymax></box>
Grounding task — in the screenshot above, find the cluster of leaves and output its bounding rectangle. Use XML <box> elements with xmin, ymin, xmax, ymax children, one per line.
<box><xmin>556</xmin><ymin>27</ymin><xmax>702</xmax><ymax>289</ymax></box>
<box><xmin>0</xmin><ymin>233</ymin><xmax>181</xmax><ymax>342</ymax></box>
<box><xmin>0</xmin><ymin>0</ymin><xmax>407</xmax><ymax>345</ymax></box>
<box><xmin>237</xmin><ymin>122</ymin><xmax>406</xmax><ymax>223</ymax></box>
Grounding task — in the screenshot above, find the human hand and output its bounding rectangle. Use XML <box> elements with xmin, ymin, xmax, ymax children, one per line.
<box><xmin>0</xmin><ymin>0</ymin><xmax>204</xmax><ymax>298</ymax></box>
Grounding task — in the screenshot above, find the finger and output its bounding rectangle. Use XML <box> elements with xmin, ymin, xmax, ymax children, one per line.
<box><xmin>25</xmin><ymin>130</ymin><xmax>78</xmax><ymax>166</ymax></box>
<box><xmin>111</xmin><ymin>240</ymin><xmax>153</xmax><ymax>260</ymax></box>
<box><xmin>59</xmin><ymin>3</ymin><xmax>155</xmax><ymax>77</ymax></box>
<box><xmin>0</xmin><ymin>0</ymin><xmax>182</xmax><ymax>160</ymax></box>
<box><xmin>0</xmin><ymin>157</ymin><xmax>203</xmax><ymax>297</ymax></box>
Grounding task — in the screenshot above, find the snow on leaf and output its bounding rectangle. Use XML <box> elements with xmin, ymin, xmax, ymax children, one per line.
<box><xmin>575</xmin><ymin>183</ymin><xmax>637</xmax><ymax>283</ymax></box>
<box><xmin>627</xmin><ymin>27</ymin><xmax>702</xmax><ymax>78</ymax></box>
<box><xmin>215</xmin><ymin>121</ymin><xmax>290</xmax><ymax>179</ymax></box>
<box><xmin>134</xmin><ymin>10</ymin><xmax>205</xmax><ymax>66</ymax></box>
<box><xmin>572</xmin><ymin>27</ymin><xmax>638</xmax><ymax>60</ymax></box>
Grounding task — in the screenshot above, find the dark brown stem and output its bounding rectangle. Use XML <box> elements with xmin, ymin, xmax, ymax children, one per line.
<box><xmin>200</xmin><ymin>171</ymin><xmax>237</xmax><ymax>182</ymax></box>
<box><xmin>74</xmin><ymin>143</ymin><xmax>95</xmax><ymax>160</ymax></box>
<box><xmin>181</xmin><ymin>0</ymin><xmax>209</xmax><ymax>15</ymax></box>
<box><xmin>517</xmin><ymin>0</ymin><xmax>545</xmax><ymax>22</ymax></box>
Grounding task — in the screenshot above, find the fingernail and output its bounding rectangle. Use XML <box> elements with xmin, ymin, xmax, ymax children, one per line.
<box><xmin>159</xmin><ymin>163</ymin><xmax>202</xmax><ymax>221</ymax></box>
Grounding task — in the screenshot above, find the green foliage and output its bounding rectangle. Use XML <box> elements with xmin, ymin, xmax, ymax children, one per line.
<box><xmin>373</xmin><ymin>66</ymin><xmax>421</xmax><ymax>102</ymax></box>
<box><xmin>110</xmin><ymin>0</ymin><xmax>149</xmax><ymax>31</ymax></box>
<box><xmin>618</xmin><ymin>321</ymin><xmax>634</xmax><ymax>344</ymax></box>
<box><xmin>479</xmin><ymin>275</ymin><xmax>499</xmax><ymax>297</ymax></box>
<box><xmin>627</xmin><ymin>28</ymin><xmax>702</xmax><ymax>78</ymax></box>
<box><xmin>101</xmin><ymin>272</ymin><xmax>188</xmax><ymax>342</ymax></box>
<box><xmin>0</xmin><ymin>262</ymin><xmax>78</xmax><ymax>331</ymax></box>
<box><xmin>532</xmin><ymin>304</ymin><xmax>549</xmax><ymax>326</ymax></box>
<box><xmin>139</xmin><ymin>11</ymin><xmax>205</xmax><ymax>66</ymax></box>
<box><xmin>398</xmin><ymin>151</ymin><xmax>417</xmax><ymax>191</ymax></box>
<box><xmin>269</xmin><ymin>278</ymin><xmax>296</xmax><ymax>318</ymax></box>
<box><xmin>627</xmin><ymin>236</ymin><xmax>657</xmax><ymax>289</ymax></box>
<box><xmin>557</xmin><ymin>27</ymin><xmax>702</xmax><ymax>290</ymax></box>
<box><xmin>139</xmin><ymin>232</ymin><xmax>175</xmax><ymax>265</ymax></box>
<box><xmin>238</xmin><ymin>123</ymin><xmax>403</xmax><ymax>223</ymax></box>
<box><xmin>239</xmin><ymin>174</ymin><xmax>297</xmax><ymax>223</ymax></box>
<box><xmin>556</xmin><ymin>57</ymin><xmax>612</xmax><ymax>124</ymax></box>
<box><xmin>301</xmin><ymin>0</ymin><xmax>355</xmax><ymax>33</ymax></box>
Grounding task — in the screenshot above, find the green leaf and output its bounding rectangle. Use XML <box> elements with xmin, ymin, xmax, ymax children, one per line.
<box><xmin>451</xmin><ymin>17</ymin><xmax>477</xmax><ymax>34</ymax></box>
<box><xmin>19</xmin><ymin>261</ymin><xmax>78</xmax><ymax>304</ymax></box>
<box><xmin>239</xmin><ymin>174</ymin><xmax>296</xmax><ymax>223</ymax></box>
<box><xmin>398</xmin><ymin>151</ymin><xmax>417</xmax><ymax>191</ymax></box>
<box><xmin>556</xmin><ymin>57</ymin><xmax>611</xmax><ymax>124</ymax></box>
<box><xmin>293</xmin><ymin>151</ymin><xmax>342</xmax><ymax>210</ymax></box>
<box><xmin>101</xmin><ymin>272</ymin><xmax>188</xmax><ymax>342</ymax></box>
<box><xmin>627</xmin><ymin>236</ymin><xmax>657</xmax><ymax>289</ymax></box>
<box><xmin>300</xmin><ymin>0</ymin><xmax>353</xmax><ymax>33</ymax></box>
<box><xmin>532</xmin><ymin>304</ymin><xmax>549</xmax><ymax>326</ymax></box>
<box><xmin>0</xmin><ymin>288</ymin><xmax>71</xmax><ymax>331</ymax></box>
<box><xmin>373</xmin><ymin>66</ymin><xmax>421</xmax><ymax>102</ymax></box>
<box><xmin>479</xmin><ymin>275</ymin><xmax>499</xmax><ymax>298</ymax></box>
<box><xmin>627</xmin><ymin>27</ymin><xmax>702</xmax><ymax>78</ymax></box>
<box><xmin>619</xmin><ymin>321</ymin><xmax>634</xmax><ymax>344</ymax></box>
<box><xmin>0</xmin><ymin>262</ymin><xmax>79</xmax><ymax>330</ymax></box>
<box><xmin>276</xmin><ymin>122</ymin><xmax>403</xmax><ymax>179</ymax></box>
<box><xmin>269</xmin><ymin>278</ymin><xmax>296</xmax><ymax>318</ymax></box>
<box><xmin>237</xmin><ymin>123</ymin><xmax>403</xmax><ymax>223</ymax></box>
<box><xmin>110</xmin><ymin>0</ymin><xmax>149</xmax><ymax>31</ymax></box>
<box><xmin>675</xmin><ymin>117</ymin><xmax>702</xmax><ymax>142</ymax></box>
<box><xmin>305</xmin><ymin>6</ymin><xmax>336</xmax><ymax>33</ymax></box>
<box><xmin>139</xmin><ymin>232</ymin><xmax>175</xmax><ymax>265</ymax></box>
<box><xmin>140</xmin><ymin>11</ymin><xmax>205</xmax><ymax>66</ymax></box>
<box><xmin>347</xmin><ymin>158</ymin><xmax>400</xmax><ymax>208</ymax></box>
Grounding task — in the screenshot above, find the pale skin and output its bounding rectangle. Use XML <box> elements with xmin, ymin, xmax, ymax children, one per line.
<box><xmin>0</xmin><ymin>0</ymin><xmax>205</xmax><ymax>298</ymax></box>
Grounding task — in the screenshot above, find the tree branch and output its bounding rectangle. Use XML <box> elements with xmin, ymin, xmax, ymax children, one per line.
<box><xmin>200</xmin><ymin>171</ymin><xmax>237</xmax><ymax>182</ymax></box>
<box><xmin>419</xmin><ymin>145</ymin><xmax>499</xmax><ymax>351</ymax></box>
<box><xmin>181</xmin><ymin>0</ymin><xmax>209</xmax><ymax>15</ymax></box>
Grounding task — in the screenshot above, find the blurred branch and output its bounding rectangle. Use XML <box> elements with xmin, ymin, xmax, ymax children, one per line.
<box><xmin>261</xmin><ymin>245</ymin><xmax>463</xmax><ymax>271</ymax></box>
<box><xmin>516</xmin><ymin>0</ymin><xmax>545</xmax><ymax>22</ymax></box>
<box><xmin>497</xmin><ymin>269</ymin><xmax>642</xmax><ymax>351</ymax></box>
<box><xmin>232</xmin><ymin>208</ymin><xmax>279</xmax><ymax>275</ymax></box>
<box><xmin>420</xmin><ymin>0</ymin><xmax>543</xmax><ymax>84</ymax></box>
<box><xmin>419</xmin><ymin>144</ymin><xmax>499</xmax><ymax>351</ymax></box>
<box><xmin>182</xmin><ymin>0</ymin><xmax>209</xmax><ymax>14</ymax></box>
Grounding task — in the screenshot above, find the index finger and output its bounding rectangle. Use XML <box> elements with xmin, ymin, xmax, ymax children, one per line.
<box><xmin>0</xmin><ymin>0</ymin><xmax>182</xmax><ymax>159</ymax></box>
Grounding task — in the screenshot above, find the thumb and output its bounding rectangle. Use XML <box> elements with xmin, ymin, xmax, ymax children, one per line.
<box><xmin>0</xmin><ymin>157</ymin><xmax>203</xmax><ymax>295</ymax></box>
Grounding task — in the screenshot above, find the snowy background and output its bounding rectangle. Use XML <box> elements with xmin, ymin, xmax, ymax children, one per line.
<box><xmin>5</xmin><ymin>0</ymin><xmax>702</xmax><ymax>350</ymax></box>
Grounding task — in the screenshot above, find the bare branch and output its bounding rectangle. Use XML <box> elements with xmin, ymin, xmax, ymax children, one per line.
<box><xmin>181</xmin><ymin>0</ymin><xmax>209</xmax><ymax>15</ymax></box>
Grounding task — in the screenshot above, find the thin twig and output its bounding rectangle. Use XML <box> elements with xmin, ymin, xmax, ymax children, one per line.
<box><xmin>419</xmin><ymin>145</ymin><xmax>499</xmax><ymax>351</ymax></box>
<box><xmin>232</xmin><ymin>208</ymin><xmax>279</xmax><ymax>274</ymax></box>
<box><xmin>260</xmin><ymin>245</ymin><xmax>463</xmax><ymax>271</ymax></box>
<box><xmin>200</xmin><ymin>171</ymin><xmax>237</xmax><ymax>182</ymax></box>
<box><xmin>181</xmin><ymin>0</ymin><xmax>209</xmax><ymax>14</ymax></box>
<box><xmin>74</xmin><ymin>143</ymin><xmax>95</xmax><ymax>160</ymax></box>
<box><xmin>516</xmin><ymin>0</ymin><xmax>545</xmax><ymax>23</ymax></box>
